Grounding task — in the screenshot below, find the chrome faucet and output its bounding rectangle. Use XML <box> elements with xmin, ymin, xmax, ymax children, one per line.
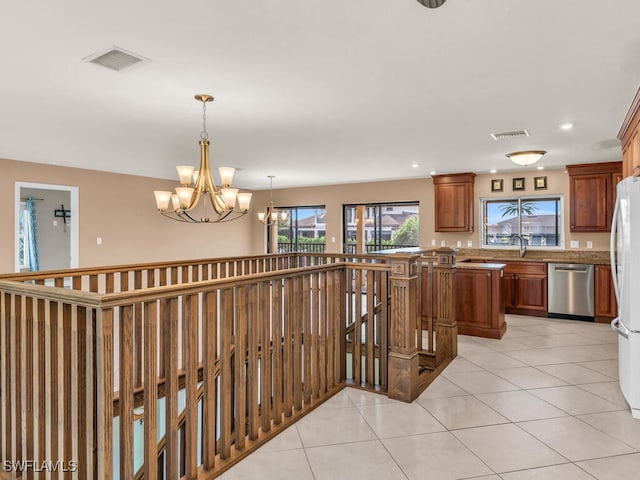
<box><xmin>510</xmin><ymin>234</ymin><xmax>529</xmax><ymax>258</ymax></box>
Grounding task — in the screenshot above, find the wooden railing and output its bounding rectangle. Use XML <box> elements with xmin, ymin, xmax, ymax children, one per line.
<box><xmin>0</xmin><ymin>251</ymin><xmax>456</xmax><ymax>479</ymax></box>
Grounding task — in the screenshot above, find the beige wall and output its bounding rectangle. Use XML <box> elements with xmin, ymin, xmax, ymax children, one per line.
<box><xmin>2</xmin><ymin>157</ymin><xmax>611</xmax><ymax>274</ymax></box>
<box><xmin>248</xmin><ymin>178</ymin><xmax>433</xmax><ymax>254</ymax></box>
<box><xmin>0</xmin><ymin>158</ymin><xmax>256</xmax><ymax>274</ymax></box>
<box><xmin>249</xmin><ymin>168</ymin><xmax>610</xmax><ymax>254</ymax></box>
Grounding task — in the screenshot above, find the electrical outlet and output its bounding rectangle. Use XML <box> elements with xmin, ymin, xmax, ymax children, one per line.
<box><xmin>456</xmin><ymin>241</ymin><xmax>462</xmax><ymax>247</ymax></box>
<box><xmin>331</xmin><ymin>236</ymin><xmax>336</xmax><ymax>243</ymax></box>
<box><xmin>587</xmin><ymin>241</ymin><xmax>593</xmax><ymax>249</ymax></box>
<box><xmin>97</xmin><ymin>237</ymin><xmax>102</xmax><ymax>246</ymax></box>
<box><xmin>440</xmin><ymin>240</ymin><xmax>446</xmax><ymax>247</ymax></box>
<box><xmin>467</xmin><ymin>240</ymin><xmax>473</xmax><ymax>247</ymax></box>
<box><xmin>431</xmin><ymin>239</ymin><xmax>436</xmax><ymax>246</ymax></box>
<box><xmin>570</xmin><ymin>240</ymin><xmax>579</xmax><ymax>249</ymax></box>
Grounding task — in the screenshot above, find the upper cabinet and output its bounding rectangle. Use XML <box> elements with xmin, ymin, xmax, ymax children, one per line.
<box><xmin>619</xmin><ymin>86</ymin><xmax>640</xmax><ymax>179</ymax></box>
<box><xmin>567</xmin><ymin>162</ymin><xmax>622</xmax><ymax>232</ymax></box>
<box><xmin>433</xmin><ymin>173</ymin><xmax>476</xmax><ymax>232</ymax></box>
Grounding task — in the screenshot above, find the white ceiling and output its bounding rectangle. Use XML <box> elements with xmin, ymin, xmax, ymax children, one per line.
<box><xmin>1</xmin><ymin>0</ymin><xmax>639</xmax><ymax>190</ymax></box>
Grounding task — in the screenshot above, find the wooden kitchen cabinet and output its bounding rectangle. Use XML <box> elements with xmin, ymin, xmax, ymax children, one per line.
<box><xmin>595</xmin><ymin>264</ymin><xmax>618</xmax><ymax>323</ymax></box>
<box><xmin>455</xmin><ymin>266</ymin><xmax>506</xmax><ymax>339</ymax></box>
<box><xmin>433</xmin><ymin>172</ymin><xmax>476</xmax><ymax>232</ymax></box>
<box><xmin>619</xmin><ymin>86</ymin><xmax>640</xmax><ymax>178</ymax></box>
<box><xmin>501</xmin><ymin>262</ymin><xmax>548</xmax><ymax>317</ymax></box>
<box><xmin>567</xmin><ymin>162</ymin><xmax>622</xmax><ymax>232</ymax></box>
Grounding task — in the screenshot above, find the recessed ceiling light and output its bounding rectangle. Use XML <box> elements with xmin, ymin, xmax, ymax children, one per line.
<box><xmin>560</xmin><ymin>123</ymin><xmax>574</xmax><ymax>130</ymax></box>
<box><xmin>537</xmin><ymin>166</ymin><xmax>545</xmax><ymax>170</ymax></box>
<box><xmin>490</xmin><ymin>169</ymin><xmax>497</xmax><ymax>174</ymax></box>
<box><xmin>430</xmin><ymin>171</ymin><xmax>436</xmax><ymax>176</ymax></box>
<box><xmin>411</xmin><ymin>162</ymin><xmax>420</xmax><ymax>168</ymax></box>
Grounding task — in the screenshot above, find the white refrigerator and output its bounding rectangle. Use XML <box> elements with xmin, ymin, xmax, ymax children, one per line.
<box><xmin>611</xmin><ymin>175</ymin><xmax>640</xmax><ymax>418</ymax></box>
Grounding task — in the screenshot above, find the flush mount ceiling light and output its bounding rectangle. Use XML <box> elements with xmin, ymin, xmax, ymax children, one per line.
<box><xmin>153</xmin><ymin>94</ymin><xmax>252</xmax><ymax>223</ymax></box>
<box><xmin>417</xmin><ymin>0</ymin><xmax>447</xmax><ymax>7</ymax></box>
<box><xmin>506</xmin><ymin>150</ymin><xmax>546</xmax><ymax>167</ymax></box>
<box><xmin>257</xmin><ymin>176</ymin><xmax>288</xmax><ymax>226</ymax></box>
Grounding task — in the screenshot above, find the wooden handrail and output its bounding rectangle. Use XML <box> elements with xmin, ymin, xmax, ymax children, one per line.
<box><xmin>0</xmin><ymin>250</ymin><xmax>456</xmax><ymax>480</ymax></box>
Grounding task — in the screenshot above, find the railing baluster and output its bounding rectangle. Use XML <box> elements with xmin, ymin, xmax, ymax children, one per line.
<box><xmin>259</xmin><ymin>282</ymin><xmax>272</xmax><ymax>433</ymax></box>
<box><xmin>234</xmin><ymin>287</ymin><xmax>247</xmax><ymax>450</ymax></box>
<box><xmin>118</xmin><ymin>305</ymin><xmax>134</xmax><ymax>480</ymax></box>
<box><xmin>353</xmin><ymin>270</ymin><xmax>362</xmax><ymax>386</ymax></box>
<box><xmin>183</xmin><ymin>294</ymin><xmax>198</xmax><ymax>478</ymax></box>
<box><xmin>302</xmin><ymin>276</ymin><xmax>311</xmax><ymax>405</ymax></box>
<box><xmin>219</xmin><ymin>288</ymin><xmax>233</xmax><ymax>458</ymax></box>
<box><xmin>271</xmin><ymin>280</ymin><xmax>283</xmax><ymax>424</ymax></box>
<box><xmin>163</xmin><ymin>298</ymin><xmax>179</xmax><ymax>478</ymax></box>
<box><xmin>202</xmin><ymin>291</ymin><xmax>217</xmax><ymax>471</ymax></box>
<box><xmin>247</xmin><ymin>285</ymin><xmax>260</xmax><ymax>440</ymax></box>
<box><xmin>96</xmin><ymin>307</ymin><xmax>114</xmax><ymax>480</ymax></box>
<box><xmin>143</xmin><ymin>301</ymin><xmax>158</xmax><ymax>480</ymax></box>
<box><xmin>326</xmin><ymin>273</ymin><xmax>335</xmax><ymax>391</ymax></box>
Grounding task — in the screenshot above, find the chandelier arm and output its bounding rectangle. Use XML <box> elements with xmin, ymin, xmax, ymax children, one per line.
<box><xmin>160</xmin><ymin>211</ymin><xmax>190</xmax><ymax>223</ymax></box>
<box><xmin>179</xmin><ymin>209</ymin><xmax>201</xmax><ymax>223</ymax></box>
<box><xmin>206</xmin><ymin>191</ymin><xmax>226</xmax><ymax>215</ymax></box>
<box><xmin>215</xmin><ymin>210</ymin><xmax>248</xmax><ymax>223</ymax></box>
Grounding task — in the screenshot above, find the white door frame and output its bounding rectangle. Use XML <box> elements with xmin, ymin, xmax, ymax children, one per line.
<box><xmin>15</xmin><ymin>182</ymin><xmax>80</xmax><ymax>272</ymax></box>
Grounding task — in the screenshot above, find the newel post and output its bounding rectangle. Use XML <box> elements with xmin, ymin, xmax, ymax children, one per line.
<box><xmin>387</xmin><ymin>254</ymin><xmax>421</xmax><ymax>402</ymax></box>
<box><xmin>434</xmin><ymin>248</ymin><xmax>458</xmax><ymax>364</ymax></box>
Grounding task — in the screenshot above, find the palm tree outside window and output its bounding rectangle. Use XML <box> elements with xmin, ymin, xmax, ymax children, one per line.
<box><xmin>482</xmin><ymin>196</ymin><xmax>562</xmax><ymax>248</ymax></box>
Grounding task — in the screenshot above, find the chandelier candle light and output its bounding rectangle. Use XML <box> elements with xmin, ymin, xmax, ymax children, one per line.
<box><xmin>257</xmin><ymin>176</ymin><xmax>288</xmax><ymax>225</ymax></box>
<box><xmin>153</xmin><ymin>94</ymin><xmax>252</xmax><ymax>223</ymax></box>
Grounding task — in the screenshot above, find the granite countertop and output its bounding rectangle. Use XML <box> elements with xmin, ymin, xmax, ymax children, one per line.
<box><xmin>455</xmin><ymin>248</ymin><xmax>611</xmax><ymax>265</ymax></box>
<box><xmin>455</xmin><ymin>262</ymin><xmax>506</xmax><ymax>271</ymax></box>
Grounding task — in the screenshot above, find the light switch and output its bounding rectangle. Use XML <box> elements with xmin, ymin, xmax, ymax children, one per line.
<box><xmin>440</xmin><ymin>240</ymin><xmax>446</xmax><ymax>247</ymax></box>
<box><xmin>456</xmin><ymin>241</ymin><xmax>462</xmax><ymax>247</ymax></box>
<box><xmin>467</xmin><ymin>240</ymin><xmax>473</xmax><ymax>247</ymax></box>
<box><xmin>587</xmin><ymin>241</ymin><xmax>593</xmax><ymax>249</ymax></box>
<box><xmin>97</xmin><ymin>237</ymin><xmax>102</xmax><ymax>245</ymax></box>
<box><xmin>570</xmin><ymin>240</ymin><xmax>579</xmax><ymax>249</ymax></box>
<box><xmin>431</xmin><ymin>239</ymin><xmax>436</xmax><ymax>246</ymax></box>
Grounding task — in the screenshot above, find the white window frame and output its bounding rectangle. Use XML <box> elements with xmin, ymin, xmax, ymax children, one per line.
<box><xmin>479</xmin><ymin>194</ymin><xmax>565</xmax><ymax>250</ymax></box>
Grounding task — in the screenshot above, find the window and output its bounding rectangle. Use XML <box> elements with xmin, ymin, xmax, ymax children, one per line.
<box><xmin>343</xmin><ymin>202</ymin><xmax>419</xmax><ymax>254</ymax></box>
<box><xmin>270</xmin><ymin>205</ymin><xmax>326</xmax><ymax>253</ymax></box>
<box><xmin>481</xmin><ymin>196</ymin><xmax>563</xmax><ymax>248</ymax></box>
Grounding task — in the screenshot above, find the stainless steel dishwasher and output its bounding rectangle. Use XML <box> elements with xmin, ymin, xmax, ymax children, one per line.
<box><xmin>547</xmin><ymin>263</ymin><xmax>595</xmax><ymax>320</ymax></box>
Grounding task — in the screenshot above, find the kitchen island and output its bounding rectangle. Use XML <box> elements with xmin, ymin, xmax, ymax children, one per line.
<box><xmin>454</xmin><ymin>262</ymin><xmax>507</xmax><ymax>339</ymax></box>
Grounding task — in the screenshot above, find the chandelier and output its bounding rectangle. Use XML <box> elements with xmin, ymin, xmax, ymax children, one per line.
<box><xmin>506</xmin><ymin>150</ymin><xmax>546</xmax><ymax>167</ymax></box>
<box><xmin>257</xmin><ymin>176</ymin><xmax>288</xmax><ymax>226</ymax></box>
<box><xmin>153</xmin><ymin>94</ymin><xmax>252</xmax><ymax>223</ymax></box>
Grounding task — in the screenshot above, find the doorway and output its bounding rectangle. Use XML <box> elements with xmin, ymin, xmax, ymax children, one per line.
<box><xmin>15</xmin><ymin>182</ymin><xmax>79</xmax><ymax>272</ymax></box>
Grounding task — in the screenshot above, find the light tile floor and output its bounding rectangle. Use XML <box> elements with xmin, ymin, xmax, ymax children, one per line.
<box><xmin>221</xmin><ymin>315</ymin><xmax>640</xmax><ymax>480</ymax></box>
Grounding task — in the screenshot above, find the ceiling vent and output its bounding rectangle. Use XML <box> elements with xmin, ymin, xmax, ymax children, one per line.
<box><xmin>84</xmin><ymin>46</ymin><xmax>149</xmax><ymax>72</ymax></box>
<box><xmin>490</xmin><ymin>129</ymin><xmax>530</xmax><ymax>141</ymax></box>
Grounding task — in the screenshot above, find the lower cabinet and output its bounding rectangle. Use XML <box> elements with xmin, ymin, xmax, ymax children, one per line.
<box><xmin>595</xmin><ymin>264</ymin><xmax>617</xmax><ymax>323</ymax></box>
<box><xmin>455</xmin><ymin>267</ymin><xmax>506</xmax><ymax>339</ymax></box>
<box><xmin>502</xmin><ymin>262</ymin><xmax>548</xmax><ymax>317</ymax></box>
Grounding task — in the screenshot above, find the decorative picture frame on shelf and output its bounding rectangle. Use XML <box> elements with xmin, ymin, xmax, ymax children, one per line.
<box><xmin>512</xmin><ymin>177</ymin><xmax>525</xmax><ymax>191</ymax></box>
<box><xmin>534</xmin><ymin>176</ymin><xmax>548</xmax><ymax>190</ymax></box>
<box><xmin>491</xmin><ymin>178</ymin><xmax>504</xmax><ymax>192</ymax></box>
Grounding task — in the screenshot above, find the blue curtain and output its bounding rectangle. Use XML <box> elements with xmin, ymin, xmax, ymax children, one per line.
<box><xmin>25</xmin><ymin>198</ymin><xmax>40</xmax><ymax>271</ymax></box>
